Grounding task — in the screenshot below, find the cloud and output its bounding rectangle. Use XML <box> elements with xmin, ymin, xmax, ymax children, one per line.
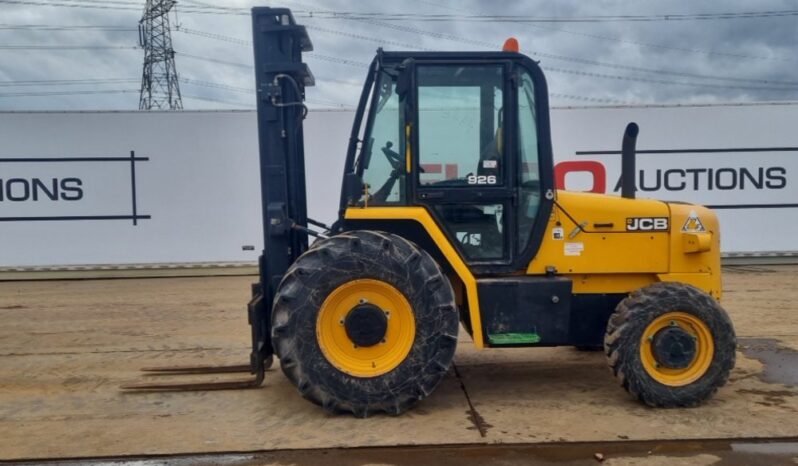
<box><xmin>0</xmin><ymin>0</ymin><xmax>796</xmax><ymax>110</ymax></box>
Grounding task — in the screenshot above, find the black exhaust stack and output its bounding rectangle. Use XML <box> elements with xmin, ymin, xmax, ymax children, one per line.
<box><xmin>621</xmin><ymin>122</ymin><xmax>639</xmax><ymax>199</ymax></box>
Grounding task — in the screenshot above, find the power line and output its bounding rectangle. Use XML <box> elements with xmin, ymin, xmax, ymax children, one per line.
<box><xmin>533</xmin><ymin>52</ymin><xmax>798</xmax><ymax>87</ymax></box>
<box><xmin>283</xmin><ymin>3</ymin><xmax>796</xmax><ymax>89</ymax></box>
<box><xmin>411</xmin><ymin>0</ymin><xmax>797</xmax><ymax>63</ymax></box>
<box><xmin>308</xmin><ymin>20</ymin><xmax>798</xmax><ymax>87</ymax></box>
<box><xmin>0</xmin><ymin>0</ymin><xmax>143</xmax><ymax>12</ymax></box>
<box><xmin>272</xmin><ymin>18</ymin><xmax>798</xmax><ymax>88</ymax></box>
<box><xmin>179</xmin><ymin>52</ymin><xmax>252</xmax><ymax>69</ymax></box>
<box><xmin>175</xmin><ymin>22</ymin><xmax>798</xmax><ymax>97</ymax></box>
<box><xmin>0</xmin><ymin>45</ymin><xmax>138</xmax><ymax>49</ymax></box>
<box><xmin>176</xmin><ymin>29</ymin><xmax>370</xmax><ymax>68</ymax></box>
<box><xmin>182</xmin><ymin>46</ymin><xmax>798</xmax><ymax>95</ymax></box>
<box><xmin>544</xmin><ymin>66</ymin><xmax>798</xmax><ymax>92</ymax></box>
<box><xmin>304</xmin><ymin>24</ymin><xmax>437</xmax><ymax>52</ymax></box>
<box><xmin>0</xmin><ymin>24</ymin><xmax>136</xmax><ymax>31</ymax></box>
<box><xmin>180</xmin><ymin>24</ymin><xmax>435</xmax><ymax>52</ymax></box>
<box><xmin>291</xmin><ymin>10</ymin><xmax>798</xmax><ymax>23</ymax></box>
<box><xmin>0</xmin><ymin>89</ymin><xmax>138</xmax><ymax>97</ymax></box>
<box><xmin>181</xmin><ymin>77</ymin><xmax>353</xmax><ymax>108</ymax></box>
<box><xmin>5</xmin><ymin>0</ymin><xmax>793</xmax><ymax>77</ymax></box>
<box><xmin>179</xmin><ymin>52</ymin><xmax>365</xmax><ymax>89</ymax></box>
<box><xmin>0</xmin><ymin>78</ymin><xmax>138</xmax><ymax>86</ymax></box>
<box><xmin>550</xmin><ymin>93</ymin><xmax>631</xmax><ymax>105</ymax></box>
<box><xmin>6</xmin><ymin>0</ymin><xmax>798</xmax><ymax>23</ymax></box>
<box><xmin>182</xmin><ymin>92</ymin><xmax>253</xmax><ymax>108</ymax></box>
<box><xmin>177</xmin><ymin>27</ymin><xmax>250</xmax><ymax>45</ymax></box>
<box><xmin>181</xmin><ymin>77</ymin><xmax>250</xmax><ymax>93</ymax></box>
<box><xmin>310</xmin><ymin>53</ymin><xmax>370</xmax><ymax>68</ymax></box>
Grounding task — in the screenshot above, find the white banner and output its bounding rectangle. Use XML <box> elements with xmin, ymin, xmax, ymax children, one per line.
<box><xmin>549</xmin><ymin>103</ymin><xmax>798</xmax><ymax>253</ymax></box>
<box><xmin>0</xmin><ymin>103</ymin><xmax>795</xmax><ymax>267</ymax></box>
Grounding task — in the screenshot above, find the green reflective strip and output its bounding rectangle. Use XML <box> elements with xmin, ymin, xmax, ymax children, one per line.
<box><xmin>488</xmin><ymin>332</ymin><xmax>541</xmax><ymax>345</ymax></box>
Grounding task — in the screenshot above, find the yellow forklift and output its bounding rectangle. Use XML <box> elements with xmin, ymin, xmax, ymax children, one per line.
<box><xmin>125</xmin><ymin>7</ymin><xmax>736</xmax><ymax>417</ymax></box>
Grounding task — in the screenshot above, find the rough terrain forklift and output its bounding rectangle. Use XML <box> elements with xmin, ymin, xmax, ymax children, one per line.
<box><xmin>125</xmin><ymin>7</ymin><xmax>736</xmax><ymax>417</ymax></box>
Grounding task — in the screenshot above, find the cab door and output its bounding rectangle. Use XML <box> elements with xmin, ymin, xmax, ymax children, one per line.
<box><xmin>413</xmin><ymin>61</ymin><xmax>516</xmax><ymax>268</ymax></box>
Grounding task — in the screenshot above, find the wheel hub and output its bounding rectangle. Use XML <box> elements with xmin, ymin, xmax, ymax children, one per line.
<box><xmin>316</xmin><ymin>279</ymin><xmax>416</xmax><ymax>378</ymax></box>
<box><xmin>344</xmin><ymin>303</ymin><xmax>388</xmax><ymax>347</ymax></box>
<box><xmin>652</xmin><ymin>326</ymin><xmax>697</xmax><ymax>369</ymax></box>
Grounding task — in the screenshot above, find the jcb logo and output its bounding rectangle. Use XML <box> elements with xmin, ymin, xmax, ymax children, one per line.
<box><xmin>626</xmin><ymin>217</ymin><xmax>669</xmax><ymax>231</ymax></box>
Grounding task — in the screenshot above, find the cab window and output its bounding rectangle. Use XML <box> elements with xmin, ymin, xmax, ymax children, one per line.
<box><xmin>417</xmin><ymin>65</ymin><xmax>504</xmax><ymax>187</ymax></box>
<box><xmin>357</xmin><ymin>69</ymin><xmax>403</xmax><ymax>205</ymax></box>
<box><xmin>517</xmin><ymin>68</ymin><xmax>542</xmax><ymax>252</ymax></box>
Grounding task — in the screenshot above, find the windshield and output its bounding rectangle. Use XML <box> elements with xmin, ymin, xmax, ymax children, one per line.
<box><xmin>355</xmin><ymin>69</ymin><xmax>403</xmax><ymax>205</ymax></box>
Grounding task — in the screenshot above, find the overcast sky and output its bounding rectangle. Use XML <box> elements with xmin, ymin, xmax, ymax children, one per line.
<box><xmin>1</xmin><ymin>0</ymin><xmax>797</xmax><ymax>111</ymax></box>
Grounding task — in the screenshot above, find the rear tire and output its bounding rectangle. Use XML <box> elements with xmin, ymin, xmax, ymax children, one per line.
<box><xmin>271</xmin><ymin>230</ymin><xmax>459</xmax><ymax>417</ymax></box>
<box><xmin>604</xmin><ymin>282</ymin><xmax>735</xmax><ymax>407</ymax></box>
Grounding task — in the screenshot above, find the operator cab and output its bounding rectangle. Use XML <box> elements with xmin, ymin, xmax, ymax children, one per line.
<box><xmin>341</xmin><ymin>48</ymin><xmax>556</xmax><ymax>272</ymax></box>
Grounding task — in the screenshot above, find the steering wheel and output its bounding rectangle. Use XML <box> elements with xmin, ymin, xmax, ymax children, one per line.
<box><xmin>381</xmin><ymin>141</ymin><xmax>403</xmax><ymax>170</ymax></box>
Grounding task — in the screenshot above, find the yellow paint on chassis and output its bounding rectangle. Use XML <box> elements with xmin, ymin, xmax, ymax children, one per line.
<box><xmin>528</xmin><ymin>191</ymin><xmax>722</xmax><ymax>299</ymax></box>
<box><xmin>345</xmin><ymin>207</ymin><xmax>487</xmax><ymax>348</ymax></box>
<box><xmin>345</xmin><ymin>193</ymin><xmax>724</xmax><ymax>350</ymax></box>
<box><xmin>639</xmin><ymin>311</ymin><xmax>714</xmax><ymax>386</ymax></box>
<box><xmin>316</xmin><ymin>279</ymin><xmax>416</xmax><ymax>378</ymax></box>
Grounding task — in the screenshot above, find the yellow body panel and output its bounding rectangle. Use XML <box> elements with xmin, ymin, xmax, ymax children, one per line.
<box><xmin>664</xmin><ymin>203</ymin><xmax>722</xmax><ymax>299</ymax></box>
<box><xmin>345</xmin><ymin>192</ymin><xmax>722</xmax><ymax>348</ymax></box>
<box><xmin>528</xmin><ymin>191</ymin><xmax>721</xmax><ymax>297</ymax></box>
<box><xmin>345</xmin><ymin>206</ymin><xmax>486</xmax><ymax>348</ymax></box>
<box><xmin>527</xmin><ymin>191</ymin><xmax>671</xmax><ymax>275</ymax></box>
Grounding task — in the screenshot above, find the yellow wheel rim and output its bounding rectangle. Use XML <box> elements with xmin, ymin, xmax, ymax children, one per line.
<box><xmin>316</xmin><ymin>279</ymin><xmax>416</xmax><ymax>378</ymax></box>
<box><xmin>640</xmin><ymin>311</ymin><xmax>714</xmax><ymax>386</ymax></box>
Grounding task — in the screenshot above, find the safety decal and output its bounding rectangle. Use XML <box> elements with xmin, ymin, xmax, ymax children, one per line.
<box><xmin>682</xmin><ymin>210</ymin><xmax>706</xmax><ymax>232</ymax></box>
<box><xmin>482</xmin><ymin>160</ymin><xmax>498</xmax><ymax>169</ymax></box>
<box><xmin>564</xmin><ymin>242</ymin><xmax>584</xmax><ymax>256</ymax></box>
<box><xmin>552</xmin><ymin>226</ymin><xmax>564</xmax><ymax>240</ymax></box>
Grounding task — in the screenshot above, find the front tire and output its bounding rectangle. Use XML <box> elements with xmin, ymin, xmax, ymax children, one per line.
<box><xmin>604</xmin><ymin>282</ymin><xmax>736</xmax><ymax>407</ymax></box>
<box><xmin>271</xmin><ymin>230</ymin><xmax>459</xmax><ymax>417</ymax></box>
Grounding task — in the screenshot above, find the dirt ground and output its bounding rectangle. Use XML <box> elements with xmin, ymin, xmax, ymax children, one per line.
<box><xmin>1</xmin><ymin>265</ymin><xmax>797</xmax><ymax>463</ymax></box>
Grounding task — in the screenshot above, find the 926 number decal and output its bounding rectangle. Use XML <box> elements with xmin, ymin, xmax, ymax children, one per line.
<box><xmin>467</xmin><ymin>174</ymin><xmax>497</xmax><ymax>185</ymax></box>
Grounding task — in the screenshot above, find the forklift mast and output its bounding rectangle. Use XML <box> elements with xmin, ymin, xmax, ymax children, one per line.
<box><xmin>248</xmin><ymin>7</ymin><xmax>314</xmax><ymax>372</ymax></box>
<box><xmin>119</xmin><ymin>8</ymin><xmax>318</xmax><ymax>391</ymax></box>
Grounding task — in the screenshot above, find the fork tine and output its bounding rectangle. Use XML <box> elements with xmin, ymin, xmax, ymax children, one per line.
<box><xmin>139</xmin><ymin>364</ymin><xmax>252</xmax><ymax>375</ymax></box>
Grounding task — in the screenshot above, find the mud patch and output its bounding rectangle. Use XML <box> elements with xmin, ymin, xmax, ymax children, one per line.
<box><xmin>737</xmin><ymin>388</ymin><xmax>796</xmax><ymax>410</ymax></box>
<box><xmin>739</xmin><ymin>338</ymin><xmax>798</xmax><ymax>387</ymax></box>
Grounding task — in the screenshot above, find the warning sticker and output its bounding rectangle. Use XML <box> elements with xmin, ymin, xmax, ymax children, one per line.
<box><xmin>552</xmin><ymin>227</ymin><xmax>564</xmax><ymax>240</ymax></box>
<box><xmin>682</xmin><ymin>210</ymin><xmax>706</xmax><ymax>232</ymax></box>
<box><xmin>482</xmin><ymin>159</ymin><xmax>498</xmax><ymax>169</ymax></box>
<box><xmin>564</xmin><ymin>242</ymin><xmax>584</xmax><ymax>256</ymax></box>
